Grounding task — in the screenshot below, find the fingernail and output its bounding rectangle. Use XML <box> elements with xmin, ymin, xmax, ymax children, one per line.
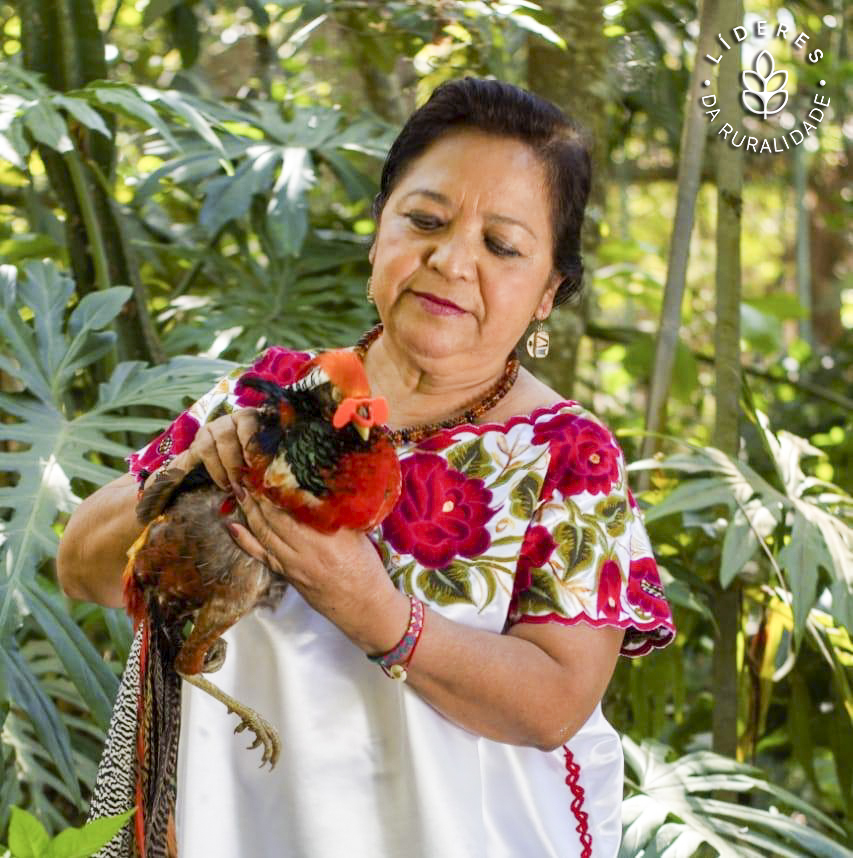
<box><xmin>225</xmin><ymin>521</ymin><xmax>242</xmax><ymax>540</ymax></box>
<box><xmin>231</xmin><ymin>482</ymin><xmax>246</xmax><ymax>502</ymax></box>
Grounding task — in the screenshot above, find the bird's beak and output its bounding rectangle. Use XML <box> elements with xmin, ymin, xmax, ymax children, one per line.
<box><xmin>332</xmin><ymin>395</ymin><xmax>390</xmax><ymax>441</ymax></box>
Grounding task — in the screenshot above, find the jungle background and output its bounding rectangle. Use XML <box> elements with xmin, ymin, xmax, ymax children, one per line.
<box><xmin>0</xmin><ymin>0</ymin><xmax>850</xmax><ymax>855</ymax></box>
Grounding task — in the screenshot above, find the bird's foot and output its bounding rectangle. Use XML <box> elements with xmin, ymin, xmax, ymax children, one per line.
<box><xmin>178</xmin><ymin>672</ymin><xmax>281</xmax><ymax>769</ymax></box>
<box><xmin>230</xmin><ymin>707</ymin><xmax>281</xmax><ymax>770</ymax></box>
<box><xmin>201</xmin><ymin>639</ymin><xmax>227</xmax><ymax>673</ymax></box>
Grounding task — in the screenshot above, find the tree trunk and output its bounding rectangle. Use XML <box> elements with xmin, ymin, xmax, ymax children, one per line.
<box><xmin>711</xmin><ymin>0</ymin><xmax>744</xmax><ymax>775</ymax></box>
<box><xmin>17</xmin><ymin>0</ymin><xmax>162</xmax><ymax>364</ymax></box>
<box><xmin>638</xmin><ymin>0</ymin><xmax>720</xmax><ymax>486</ymax></box>
<box><xmin>527</xmin><ymin>0</ymin><xmax>607</xmax><ymax>398</ymax></box>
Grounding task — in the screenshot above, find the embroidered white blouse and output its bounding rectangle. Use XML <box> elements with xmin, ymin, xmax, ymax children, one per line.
<box><xmin>126</xmin><ymin>346</ymin><xmax>676</xmax><ymax>857</ymax></box>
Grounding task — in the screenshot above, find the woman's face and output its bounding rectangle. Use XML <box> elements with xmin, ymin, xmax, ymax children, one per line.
<box><xmin>369</xmin><ymin>129</ymin><xmax>562</xmax><ymax>367</ymax></box>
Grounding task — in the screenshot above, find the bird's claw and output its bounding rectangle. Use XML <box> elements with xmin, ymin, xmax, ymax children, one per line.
<box><xmin>231</xmin><ymin>711</ymin><xmax>280</xmax><ymax>769</ymax></box>
<box><xmin>179</xmin><ymin>672</ymin><xmax>280</xmax><ymax>769</ymax></box>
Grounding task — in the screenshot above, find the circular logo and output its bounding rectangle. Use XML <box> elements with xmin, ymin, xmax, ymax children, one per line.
<box><xmin>700</xmin><ymin>18</ymin><xmax>829</xmax><ymax>154</ymax></box>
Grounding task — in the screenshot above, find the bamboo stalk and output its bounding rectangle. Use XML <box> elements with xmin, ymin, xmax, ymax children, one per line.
<box><xmin>639</xmin><ymin>0</ymin><xmax>720</xmax><ymax>484</ymax></box>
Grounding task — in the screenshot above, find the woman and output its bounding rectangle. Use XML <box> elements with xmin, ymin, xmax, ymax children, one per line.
<box><xmin>59</xmin><ymin>78</ymin><xmax>676</xmax><ymax>857</ymax></box>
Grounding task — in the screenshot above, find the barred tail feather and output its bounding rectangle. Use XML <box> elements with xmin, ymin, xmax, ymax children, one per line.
<box><xmin>88</xmin><ymin>609</ymin><xmax>182</xmax><ymax>857</ymax></box>
<box><xmin>138</xmin><ymin>600</ymin><xmax>183</xmax><ymax>858</ymax></box>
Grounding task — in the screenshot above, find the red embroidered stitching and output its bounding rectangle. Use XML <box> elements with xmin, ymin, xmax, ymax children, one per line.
<box><xmin>563</xmin><ymin>746</ymin><xmax>592</xmax><ymax>858</ymax></box>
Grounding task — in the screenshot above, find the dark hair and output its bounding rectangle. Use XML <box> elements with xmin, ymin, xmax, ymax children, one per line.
<box><xmin>372</xmin><ymin>77</ymin><xmax>593</xmax><ymax>308</ymax></box>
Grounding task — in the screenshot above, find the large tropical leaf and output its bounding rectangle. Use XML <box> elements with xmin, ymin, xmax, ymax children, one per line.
<box><xmin>628</xmin><ymin>424</ymin><xmax>853</xmax><ymax>643</ymax></box>
<box><xmin>0</xmin><ymin>260</ymin><xmax>234</xmax><ymax>821</ymax></box>
<box><xmin>621</xmin><ymin>737</ymin><xmax>850</xmax><ymax>857</ymax></box>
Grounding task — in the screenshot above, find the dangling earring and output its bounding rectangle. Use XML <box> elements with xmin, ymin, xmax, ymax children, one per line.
<box><xmin>366</xmin><ymin>276</ymin><xmax>375</xmax><ymax>304</ymax></box>
<box><xmin>526</xmin><ymin>318</ymin><xmax>550</xmax><ymax>358</ymax></box>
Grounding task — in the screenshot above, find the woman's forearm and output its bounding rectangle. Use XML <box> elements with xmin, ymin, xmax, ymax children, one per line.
<box><xmin>345</xmin><ymin>587</ymin><xmax>624</xmax><ymax>752</ymax></box>
<box><xmin>57</xmin><ymin>473</ymin><xmax>144</xmax><ymax>608</ymax></box>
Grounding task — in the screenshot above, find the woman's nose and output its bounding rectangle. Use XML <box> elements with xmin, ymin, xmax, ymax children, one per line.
<box><xmin>425</xmin><ymin>225</ymin><xmax>478</xmax><ymax>283</ymax></box>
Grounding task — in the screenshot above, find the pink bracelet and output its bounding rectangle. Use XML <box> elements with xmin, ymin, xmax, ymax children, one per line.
<box><xmin>367</xmin><ymin>595</ymin><xmax>425</xmax><ymax>681</ymax></box>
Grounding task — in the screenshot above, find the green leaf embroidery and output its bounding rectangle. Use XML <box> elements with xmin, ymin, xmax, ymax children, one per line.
<box><xmin>372</xmin><ymin>536</ymin><xmax>391</xmax><ymax>569</ymax></box>
<box><xmin>595</xmin><ymin>493</ymin><xmax>630</xmax><ymax>539</ymax></box>
<box><xmin>472</xmin><ymin>564</ymin><xmax>498</xmax><ymax>610</ymax></box>
<box><xmin>518</xmin><ymin>568</ymin><xmax>563</xmax><ymax>615</ymax></box>
<box><xmin>416</xmin><ymin>562</ymin><xmax>475</xmax><ymax>606</ymax></box>
<box><xmin>390</xmin><ymin>559</ymin><xmax>415</xmax><ymax>588</ymax></box>
<box><xmin>554</xmin><ymin>519</ymin><xmax>597</xmax><ymax>578</ymax></box>
<box><xmin>446</xmin><ymin>438</ymin><xmax>495</xmax><ymax>480</ymax></box>
<box><xmin>489</xmin><ymin>464</ymin><xmax>525</xmax><ymax>489</ymax></box>
<box><xmin>509</xmin><ymin>472</ymin><xmax>542</xmax><ymax>520</ymax></box>
<box><xmin>206</xmin><ymin>399</ymin><xmax>234</xmax><ymax>422</ymax></box>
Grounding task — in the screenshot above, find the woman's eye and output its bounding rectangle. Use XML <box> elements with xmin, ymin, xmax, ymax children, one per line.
<box><xmin>487</xmin><ymin>237</ymin><xmax>519</xmax><ymax>257</ymax></box>
<box><xmin>406</xmin><ymin>213</ymin><xmax>442</xmax><ymax>230</ymax></box>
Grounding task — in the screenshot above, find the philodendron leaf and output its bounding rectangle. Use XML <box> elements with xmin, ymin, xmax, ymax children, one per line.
<box><xmin>0</xmin><ymin>649</ymin><xmax>80</xmax><ymax>809</ymax></box>
<box><xmin>44</xmin><ymin>810</ymin><xmax>135</xmax><ymax>858</ymax></box>
<box><xmin>621</xmin><ymin>736</ymin><xmax>849</xmax><ymax>857</ymax></box>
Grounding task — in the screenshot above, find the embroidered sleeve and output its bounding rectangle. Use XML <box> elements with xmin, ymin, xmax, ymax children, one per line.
<box><xmin>126</xmin><ymin>346</ymin><xmax>314</xmax><ymax>483</ymax></box>
<box><xmin>506</xmin><ymin>408</ymin><xmax>676</xmax><ymax>658</ymax></box>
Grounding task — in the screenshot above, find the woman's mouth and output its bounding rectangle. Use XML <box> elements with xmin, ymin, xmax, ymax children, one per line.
<box><xmin>412</xmin><ymin>292</ymin><xmax>466</xmax><ymax>315</ymax></box>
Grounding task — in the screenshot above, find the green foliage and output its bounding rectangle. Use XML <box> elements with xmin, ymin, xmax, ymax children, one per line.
<box><xmin>2</xmin><ymin>805</ymin><xmax>134</xmax><ymax>858</ymax></box>
<box><xmin>622</xmin><ymin>737</ymin><xmax>848</xmax><ymax>857</ymax></box>
<box><xmin>0</xmin><ymin>261</ymin><xmax>233</xmax><ymax>829</ymax></box>
<box><xmin>629</xmin><ymin>405</ymin><xmax>852</xmax><ymax>645</ymax></box>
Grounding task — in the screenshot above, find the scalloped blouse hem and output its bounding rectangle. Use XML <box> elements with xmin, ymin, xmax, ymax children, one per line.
<box><xmin>508</xmin><ymin>611</ymin><xmax>676</xmax><ymax>658</ymax></box>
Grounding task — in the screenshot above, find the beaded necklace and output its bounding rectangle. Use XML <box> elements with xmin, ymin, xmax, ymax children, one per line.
<box><xmin>352</xmin><ymin>322</ymin><xmax>520</xmax><ymax>445</ymax></box>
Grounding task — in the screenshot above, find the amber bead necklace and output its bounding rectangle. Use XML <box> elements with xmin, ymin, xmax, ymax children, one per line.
<box><xmin>352</xmin><ymin>322</ymin><xmax>520</xmax><ymax>445</ymax></box>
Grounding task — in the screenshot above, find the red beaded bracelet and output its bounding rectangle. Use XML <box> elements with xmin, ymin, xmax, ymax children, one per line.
<box><xmin>367</xmin><ymin>595</ymin><xmax>425</xmax><ymax>682</ymax></box>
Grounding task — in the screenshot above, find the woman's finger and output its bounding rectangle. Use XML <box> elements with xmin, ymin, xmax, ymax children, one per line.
<box><xmin>226</xmin><ymin>521</ymin><xmax>284</xmax><ymax>574</ymax></box>
<box><xmin>208</xmin><ymin>419</ymin><xmax>247</xmax><ymax>489</ymax></box>
<box><xmin>236</xmin><ymin>492</ymin><xmax>293</xmax><ymax>572</ymax></box>
<box><xmin>233</xmin><ymin>409</ymin><xmax>260</xmax><ymax>456</ymax></box>
<box><xmin>192</xmin><ymin>424</ymin><xmax>230</xmax><ymax>489</ymax></box>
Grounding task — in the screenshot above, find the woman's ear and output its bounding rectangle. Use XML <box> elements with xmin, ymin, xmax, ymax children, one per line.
<box><xmin>537</xmin><ymin>270</ymin><xmax>561</xmax><ymax>318</ymax></box>
<box><xmin>368</xmin><ymin>240</ymin><xmax>376</xmax><ymax>265</ymax></box>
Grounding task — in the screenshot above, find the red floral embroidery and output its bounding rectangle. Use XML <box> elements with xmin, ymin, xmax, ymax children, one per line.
<box><xmin>381</xmin><ymin>452</ymin><xmax>497</xmax><ymax>568</ymax></box>
<box><xmin>128</xmin><ymin>411</ymin><xmax>200</xmax><ymax>479</ymax></box>
<box><xmin>515</xmin><ymin>525</ymin><xmax>557</xmax><ymax>592</ymax></box>
<box><xmin>234</xmin><ymin>347</ymin><xmax>313</xmax><ymax>407</ymax></box>
<box><xmin>533</xmin><ymin>414</ymin><xmax>620</xmax><ymax>499</ymax></box>
<box><xmin>596</xmin><ymin>558</ymin><xmax>622</xmax><ymax>620</ymax></box>
<box><xmin>563</xmin><ymin>746</ymin><xmax>592</xmax><ymax>858</ymax></box>
<box><xmin>626</xmin><ymin>556</ymin><xmax>670</xmax><ymax>620</ymax></box>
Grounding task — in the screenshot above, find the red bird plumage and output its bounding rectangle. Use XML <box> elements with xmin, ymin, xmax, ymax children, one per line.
<box><xmin>121</xmin><ymin>349</ymin><xmax>401</xmax><ymax>858</ymax></box>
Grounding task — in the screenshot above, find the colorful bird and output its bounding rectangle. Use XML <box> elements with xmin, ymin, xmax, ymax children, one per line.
<box><xmin>122</xmin><ymin>349</ymin><xmax>401</xmax><ymax>858</ymax></box>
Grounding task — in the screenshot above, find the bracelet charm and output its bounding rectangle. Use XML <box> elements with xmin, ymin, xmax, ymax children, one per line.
<box><xmin>367</xmin><ymin>595</ymin><xmax>425</xmax><ymax>682</ymax></box>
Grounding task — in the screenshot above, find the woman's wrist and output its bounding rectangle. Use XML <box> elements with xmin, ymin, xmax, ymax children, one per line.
<box><xmin>345</xmin><ymin>585</ymin><xmax>412</xmax><ymax>657</ymax></box>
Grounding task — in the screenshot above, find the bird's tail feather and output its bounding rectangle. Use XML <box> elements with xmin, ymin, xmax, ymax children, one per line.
<box><xmin>134</xmin><ymin>601</ymin><xmax>182</xmax><ymax>858</ymax></box>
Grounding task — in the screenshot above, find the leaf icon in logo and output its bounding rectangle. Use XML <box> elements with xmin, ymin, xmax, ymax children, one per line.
<box><xmin>741</xmin><ymin>49</ymin><xmax>788</xmax><ymax>118</ymax></box>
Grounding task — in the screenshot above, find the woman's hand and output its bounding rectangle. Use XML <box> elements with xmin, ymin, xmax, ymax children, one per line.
<box><xmin>149</xmin><ymin>409</ymin><xmax>260</xmax><ymax>491</ymax></box>
<box><xmin>226</xmin><ymin>490</ymin><xmax>410</xmax><ymax>653</ymax></box>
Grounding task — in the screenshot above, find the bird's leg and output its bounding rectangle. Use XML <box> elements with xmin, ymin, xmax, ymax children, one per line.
<box><xmin>174</xmin><ymin>567</ymin><xmax>281</xmax><ymax>768</ymax></box>
<box><xmin>177</xmin><ymin>671</ymin><xmax>281</xmax><ymax>769</ymax></box>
